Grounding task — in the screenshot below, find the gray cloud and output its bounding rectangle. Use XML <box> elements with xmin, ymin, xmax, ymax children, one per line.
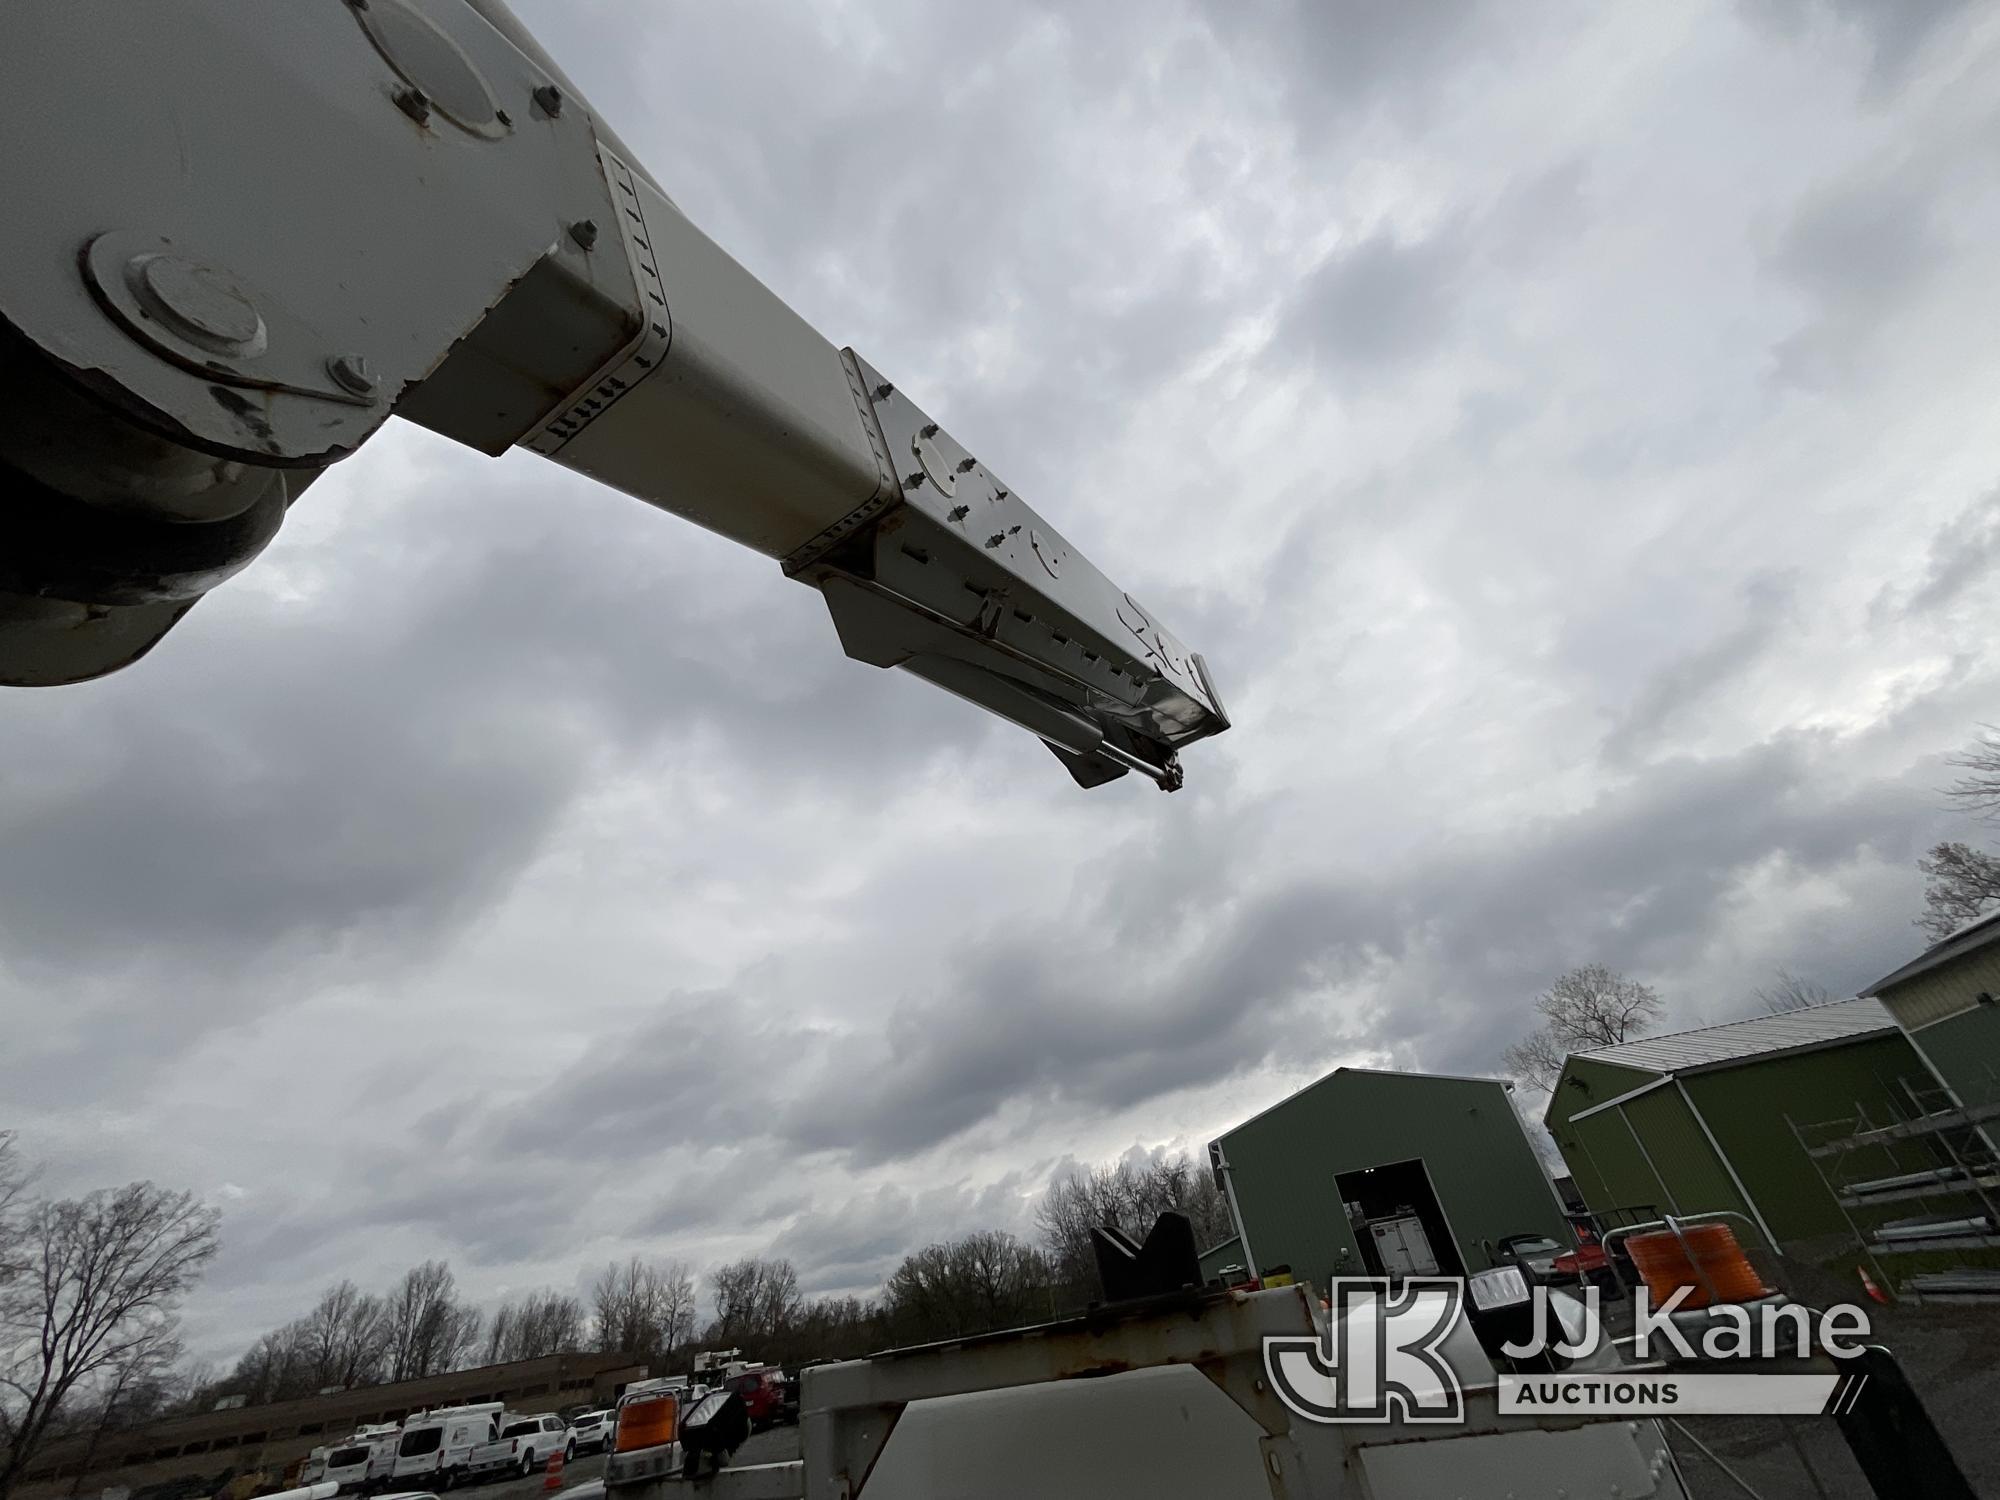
<box><xmin>8</xmin><ymin>0</ymin><xmax>2000</xmax><ymax>1367</ymax></box>
<box><xmin>1768</xmin><ymin>170</ymin><xmax>1948</xmax><ymax>385</ymax></box>
<box><xmin>1190</xmin><ymin>0</ymin><xmax>1500</xmax><ymax>134</ymax></box>
<box><xmin>764</xmin><ymin>1175</ymin><xmax>1042</xmax><ymax>1295</ymax></box>
<box><xmin>1896</xmin><ymin>486</ymin><xmax>2000</xmax><ymax>617</ymax></box>
<box><xmin>1601</xmin><ymin>572</ymin><xmax>1798</xmax><ymax>764</ymax></box>
<box><xmin>1280</xmin><ymin>229</ymin><xmax>1468</xmax><ymax>376</ymax></box>
<box><xmin>1742</xmin><ymin>0</ymin><xmax>1979</xmax><ymax>85</ymax></box>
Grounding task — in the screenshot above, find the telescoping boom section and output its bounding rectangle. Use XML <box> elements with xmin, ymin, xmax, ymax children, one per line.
<box><xmin>0</xmin><ymin>0</ymin><xmax>1226</xmax><ymax>789</ymax></box>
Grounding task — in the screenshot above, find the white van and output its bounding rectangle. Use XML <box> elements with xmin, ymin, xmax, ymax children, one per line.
<box><xmin>323</xmin><ymin>1424</ymin><xmax>400</xmax><ymax>1492</ymax></box>
<box><xmin>390</xmin><ymin>1403</ymin><xmax>501</xmax><ymax>1488</ymax></box>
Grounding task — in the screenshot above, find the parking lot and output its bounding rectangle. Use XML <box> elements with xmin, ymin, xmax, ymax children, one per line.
<box><xmin>479</xmin><ymin>1425</ymin><xmax>803</xmax><ymax>1500</ymax></box>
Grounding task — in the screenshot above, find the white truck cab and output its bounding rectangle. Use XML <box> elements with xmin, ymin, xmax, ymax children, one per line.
<box><xmin>466</xmin><ymin>1413</ymin><xmax>572</xmax><ymax>1479</ymax></box>
<box><xmin>390</xmin><ymin>1404</ymin><xmax>501</xmax><ymax>1488</ymax></box>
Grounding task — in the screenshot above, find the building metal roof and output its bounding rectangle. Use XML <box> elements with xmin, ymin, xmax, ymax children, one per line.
<box><xmin>1572</xmin><ymin>996</ymin><xmax>1895</xmax><ymax>1078</ymax></box>
<box><xmin>1861</xmin><ymin>910</ymin><xmax>2000</xmax><ymax>996</ymax></box>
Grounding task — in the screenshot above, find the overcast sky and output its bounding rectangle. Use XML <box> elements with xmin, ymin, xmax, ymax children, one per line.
<box><xmin>6</xmin><ymin>0</ymin><xmax>2000</xmax><ymax>1366</ymax></box>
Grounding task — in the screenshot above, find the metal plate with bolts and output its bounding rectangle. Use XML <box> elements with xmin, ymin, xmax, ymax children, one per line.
<box><xmin>835</xmin><ymin>351</ymin><xmax>1226</xmax><ymax>755</ymax></box>
<box><xmin>913</xmin><ymin>426</ymin><xmax>956</xmax><ymax>496</ymax></box>
<box><xmin>349</xmin><ymin>0</ymin><xmax>508</xmax><ymax>137</ymax></box>
<box><xmin>0</xmin><ymin>0</ymin><xmax>630</xmax><ymax>463</ymax></box>
<box><xmin>83</xmin><ymin>232</ymin><xmax>371</xmax><ymax>405</ymax></box>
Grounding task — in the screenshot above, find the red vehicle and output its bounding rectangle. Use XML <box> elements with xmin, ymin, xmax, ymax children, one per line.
<box><xmin>1551</xmin><ymin>1215</ymin><xmax>1616</xmax><ymax>1288</ymax></box>
<box><xmin>724</xmin><ymin>1367</ymin><xmax>789</xmax><ymax>1431</ymax></box>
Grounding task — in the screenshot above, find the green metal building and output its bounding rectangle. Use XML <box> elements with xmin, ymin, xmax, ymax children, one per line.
<box><xmin>1206</xmin><ymin>1068</ymin><xmax>1569</xmax><ymax>1287</ymax></box>
<box><xmin>1544</xmin><ymin>999</ymin><xmax>1935</xmax><ymax>1252</ymax></box>
<box><xmin>1862</xmin><ymin>912</ymin><xmax>2000</xmax><ymax>1117</ymax></box>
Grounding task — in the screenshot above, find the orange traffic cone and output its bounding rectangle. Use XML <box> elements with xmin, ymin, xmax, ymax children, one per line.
<box><xmin>543</xmin><ymin>1451</ymin><xmax>564</xmax><ymax>1492</ymax></box>
<box><xmin>1857</xmin><ymin>1265</ymin><xmax>1891</xmax><ymax>1305</ymax></box>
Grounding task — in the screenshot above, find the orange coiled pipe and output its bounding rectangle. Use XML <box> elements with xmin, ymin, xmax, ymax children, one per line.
<box><xmin>1627</xmin><ymin>1224</ymin><xmax>1770</xmax><ymax>1308</ymax></box>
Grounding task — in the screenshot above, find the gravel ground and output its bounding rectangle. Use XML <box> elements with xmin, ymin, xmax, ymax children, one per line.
<box><xmin>1664</xmin><ymin>1301</ymin><xmax>1999</xmax><ymax>1499</ymax></box>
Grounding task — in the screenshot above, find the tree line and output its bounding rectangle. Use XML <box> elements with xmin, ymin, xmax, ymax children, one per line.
<box><xmin>222</xmin><ymin>1152</ymin><xmax>1234</xmax><ymax>1383</ymax></box>
<box><xmin>0</xmin><ymin>1129</ymin><xmax>1237</xmax><ymax>1500</ymax></box>
<box><xmin>226</xmin><ymin>1261</ymin><xmax>495</xmax><ymax>1406</ymax></box>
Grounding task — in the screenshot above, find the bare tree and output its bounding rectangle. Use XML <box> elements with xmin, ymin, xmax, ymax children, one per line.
<box><xmin>591</xmin><ymin>1260</ymin><xmax>644</xmax><ymax>1356</ymax></box>
<box><xmin>879</xmin><ymin>1232</ymin><xmax>1049</xmax><ymax>1344</ymax></box>
<box><xmin>591</xmin><ymin>1259</ymin><xmax>645</xmax><ymax>1356</ymax></box>
<box><xmin>705</xmin><ymin>1260</ymin><xmax>800</xmax><ymax>1350</ymax></box>
<box><xmin>0</xmin><ymin>1137</ymin><xmax>36</xmax><ymax>1291</ymax></box>
<box><xmin>1944</xmin><ymin>727</ymin><xmax>2000</xmax><ymax>819</ymax></box>
<box><xmin>1752</xmin><ymin>968</ymin><xmax>1833</xmax><ymax>1015</ymax></box>
<box><xmin>590</xmin><ymin>1258</ymin><xmax>696</xmax><ymax>1366</ymax></box>
<box><xmin>658</xmin><ymin>1265</ymin><xmax>696</xmax><ymax>1360</ymax></box>
<box><xmin>60</xmin><ymin>1333</ymin><xmax>184</xmax><ymax>1499</ymax></box>
<box><xmin>147</xmin><ymin>1358</ymin><xmax>216</xmax><ymax>1421</ymax></box>
<box><xmin>441</xmin><ymin>1305</ymin><xmax>481</xmax><ymax>1373</ymax></box>
<box><xmin>1917</xmin><ymin>841</ymin><xmax>2000</xmax><ymax>942</ymax></box>
<box><xmin>299</xmin><ymin>1281</ymin><xmax>387</xmax><ymax>1391</ymax></box>
<box><xmin>483</xmin><ymin>1304</ymin><xmax>512</xmax><ymax>1368</ymax></box>
<box><xmin>1502</xmin><ymin>963</ymin><xmax>1663</xmax><ymax>1090</ymax></box>
<box><xmin>0</xmin><ymin>1136</ymin><xmax>39</xmax><ymax>1296</ymax></box>
<box><xmin>227</xmin><ymin>1322</ymin><xmax>313</xmax><ymax>1404</ymax></box>
<box><xmin>770</xmin><ymin>1296</ymin><xmax>877</xmax><ymax>1367</ymax></box>
<box><xmin>0</xmin><ymin>1181</ymin><xmax>220</xmax><ymax>1500</ymax></box>
<box><xmin>382</xmin><ymin>1262</ymin><xmax>480</xmax><ymax>1382</ymax></box>
<box><xmin>1498</xmin><ymin>1030</ymin><xmax>1566</xmax><ymax>1093</ymax></box>
<box><xmin>484</xmin><ymin>1290</ymin><xmax>582</xmax><ymax>1363</ymax></box>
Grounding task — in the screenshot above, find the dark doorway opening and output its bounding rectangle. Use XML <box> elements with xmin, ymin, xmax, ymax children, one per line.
<box><xmin>1334</xmin><ymin>1156</ymin><xmax>1465</xmax><ymax>1282</ymax></box>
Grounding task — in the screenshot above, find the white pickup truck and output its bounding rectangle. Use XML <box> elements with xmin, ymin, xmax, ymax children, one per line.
<box><xmin>465</xmin><ymin>1413</ymin><xmax>572</xmax><ymax>1480</ymax></box>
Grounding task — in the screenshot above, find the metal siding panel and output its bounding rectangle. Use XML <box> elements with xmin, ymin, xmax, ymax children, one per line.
<box><xmin>1905</xmin><ymin>1003</ymin><xmax>2000</xmax><ymax>1105</ymax></box>
<box><xmin>1865</xmin><ymin>917</ymin><xmax>2000</xmax><ymax>994</ymax></box>
<box><xmin>1620</xmin><ymin>1086</ymin><xmax>1746</xmax><ymax>1222</ymax></box>
<box><xmin>1557</xmin><ymin>1110</ymin><xmax>1663</xmax><ymax>1219</ymax></box>
<box><xmin>1682</xmin><ymin>1034</ymin><xmax>1934</xmax><ymax>1243</ymax></box>
<box><xmin>1885</xmin><ymin>950</ymin><xmax>2000</xmax><ymax>1030</ymax></box>
<box><xmin>1222</xmin><ymin>1072</ymin><xmax>1569</xmax><ymax>1286</ymax></box>
<box><xmin>1545</xmin><ymin>1057</ymin><xmax>1662</xmax><ymax>1134</ymax></box>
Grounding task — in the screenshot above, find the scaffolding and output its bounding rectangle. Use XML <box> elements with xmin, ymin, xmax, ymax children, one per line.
<box><xmin>1786</xmin><ymin>1066</ymin><xmax>2000</xmax><ymax>1301</ymax></box>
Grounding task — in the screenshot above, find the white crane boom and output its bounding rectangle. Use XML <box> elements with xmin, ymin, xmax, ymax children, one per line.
<box><xmin>0</xmin><ymin>0</ymin><xmax>1226</xmax><ymax>789</ymax></box>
